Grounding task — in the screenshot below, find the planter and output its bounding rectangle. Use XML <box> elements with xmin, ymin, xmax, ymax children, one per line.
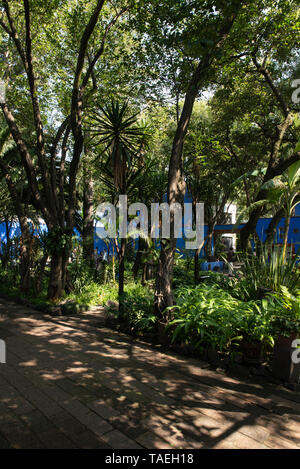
<box><xmin>157</xmin><ymin>320</ymin><xmax>174</xmax><ymax>346</ymax></box>
<box><xmin>272</xmin><ymin>333</ymin><xmax>300</xmax><ymax>383</ymax></box>
<box><xmin>239</xmin><ymin>340</ymin><xmax>263</xmax><ymax>365</ymax></box>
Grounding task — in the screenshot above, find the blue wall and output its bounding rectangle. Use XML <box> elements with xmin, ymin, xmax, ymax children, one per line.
<box><xmin>1</xmin><ymin>214</ymin><xmax>300</xmax><ymax>258</ymax></box>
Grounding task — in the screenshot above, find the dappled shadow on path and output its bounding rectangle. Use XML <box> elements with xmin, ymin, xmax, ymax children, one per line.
<box><xmin>0</xmin><ymin>299</ymin><xmax>299</xmax><ymax>449</ymax></box>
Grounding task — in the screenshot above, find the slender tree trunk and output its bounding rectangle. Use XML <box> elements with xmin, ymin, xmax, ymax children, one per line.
<box><xmin>265</xmin><ymin>208</ymin><xmax>285</xmax><ymax>245</ymax></box>
<box><xmin>3</xmin><ymin>216</ymin><xmax>11</xmax><ymax>269</ymax></box>
<box><xmin>205</xmin><ymin>223</ymin><xmax>215</xmax><ymax>258</ymax></box>
<box><xmin>282</xmin><ymin>212</ymin><xmax>291</xmax><ymax>261</ymax></box>
<box><xmin>154</xmin><ymin>13</ymin><xmax>238</xmax><ymax>316</ymax></box>
<box><xmin>112</xmin><ymin>241</ymin><xmax>116</xmax><ymax>282</ymax></box>
<box><xmin>62</xmin><ymin>248</ymin><xmax>74</xmax><ymax>294</ymax></box>
<box><xmin>194</xmin><ymin>246</ymin><xmax>201</xmax><ymax>284</ymax></box>
<box><xmin>35</xmin><ymin>251</ymin><xmax>48</xmax><ymax>294</ymax></box>
<box><xmin>133</xmin><ymin>237</ymin><xmax>146</xmax><ymax>280</ymax></box>
<box><xmin>240</xmin><ymin>57</ymin><xmax>295</xmax><ymax>251</ymax></box>
<box><xmin>154</xmin><ymin>241</ymin><xmax>175</xmax><ymax>317</ymax></box>
<box><xmin>47</xmin><ymin>252</ymin><xmax>63</xmax><ymax>300</ymax></box>
<box><xmin>19</xmin><ymin>216</ymin><xmax>31</xmax><ymax>294</ymax></box>
<box><xmin>118</xmin><ymin>237</ymin><xmax>126</xmax><ymax>315</ymax></box>
<box><xmin>82</xmin><ymin>159</ymin><xmax>94</xmax><ymax>268</ymax></box>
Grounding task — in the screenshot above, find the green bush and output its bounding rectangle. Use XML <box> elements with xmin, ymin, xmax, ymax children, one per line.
<box><xmin>68</xmin><ymin>259</ymin><xmax>95</xmax><ymax>293</ymax></box>
<box><xmin>168</xmin><ymin>284</ymin><xmax>274</xmax><ymax>352</ymax></box>
<box><xmin>173</xmin><ymin>256</ymin><xmax>194</xmax><ymax>288</ymax></box>
<box><xmin>107</xmin><ymin>283</ymin><xmax>156</xmax><ymax>334</ymax></box>
<box><xmin>268</xmin><ymin>286</ymin><xmax>300</xmax><ymax>337</ymax></box>
<box><xmin>231</xmin><ymin>245</ymin><xmax>300</xmax><ymax>300</ymax></box>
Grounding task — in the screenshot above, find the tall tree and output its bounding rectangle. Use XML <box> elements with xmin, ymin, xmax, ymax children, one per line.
<box><xmin>152</xmin><ymin>1</ymin><xmax>245</xmax><ymax>315</ymax></box>
<box><xmin>0</xmin><ymin>0</ymin><xmax>127</xmax><ymax>299</ymax></box>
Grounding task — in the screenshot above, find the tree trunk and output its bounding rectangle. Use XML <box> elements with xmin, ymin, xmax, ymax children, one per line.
<box><xmin>118</xmin><ymin>237</ymin><xmax>126</xmax><ymax>316</ymax></box>
<box><xmin>282</xmin><ymin>213</ymin><xmax>291</xmax><ymax>261</ymax></box>
<box><xmin>205</xmin><ymin>224</ymin><xmax>215</xmax><ymax>258</ymax></box>
<box><xmin>35</xmin><ymin>251</ymin><xmax>48</xmax><ymax>294</ymax></box>
<box><xmin>62</xmin><ymin>248</ymin><xmax>74</xmax><ymax>294</ymax></box>
<box><xmin>154</xmin><ymin>242</ymin><xmax>175</xmax><ymax>318</ymax></box>
<box><xmin>154</xmin><ymin>13</ymin><xmax>238</xmax><ymax>315</ymax></box>
<box><xmin>19</xmin><ymin>242</ymin><xmax>31</xmax><ymax>294</ymax></box>
<box><xmin>133</xmin><ymin>237</ymin><xmax>146</xmax><ymax>280</ymax></box>
<box><xmin>112</xmin><ymin>241</ymin><xmax>116</xmax><ymax>282</ymax></box>
<box><xmin>82</xmin><ymin>160</ymin><xmax>94</xmax><ymax>267</ymax></box>
<box><xmin>240</xmin><ymin>206</ymin><xmax>262</xmax><ymax>251</ymax></box>
<box><xmin>265</xmin><ymin>208</ymin><xmax>285</xmax><ymax>245</ymax></box>
<box><xmin>194</xmin><ymin>246</ymin><xmax>201</xmax><ymax>284</ymax></box>
<box><xmin>2</xmin><ymin>216</ymin><xmax>11</xmax><ymax>269</ymax></box>
<box><xmin>19</xmin><ymin>216</ymin><xmax>31</xmax><ymax>294</ymax></box>
<box><xmin>47</xmin><ymin>253</ymin><xmax>63</xmax><ymax>300</ymax></box>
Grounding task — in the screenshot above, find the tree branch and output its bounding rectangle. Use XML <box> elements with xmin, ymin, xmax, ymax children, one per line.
<box><xmin>68</xmin><ymin>0</ymin><xmax>106</xmax><ymax>229</ymax></box>
<box><xmin>1</xmin><ymin>0</ymin><xmax>28</xmax><ymax>71</ymax></box>
<box><xmin>23</xmin><ymin>0</ymin><xmax>53</xmax><ymax>211</ymax></box>
<box><xmin>49</xmin><ymin>116</ymin><xmax>71</xmax><ymax>221</ymax></box>
<box><xmin>251</xmin><ymin>53</ymin><xmax>290</xmax><ymax>118</ymax></box>
<box><xmin>81</xmin><ymin>7</ymin><xmax>128</xmax><ymax>91</ymax></box>
<box><xmin>0</xmin><ymin>102</ymin><xmax>51</xmax><ymax>224</ymax></box>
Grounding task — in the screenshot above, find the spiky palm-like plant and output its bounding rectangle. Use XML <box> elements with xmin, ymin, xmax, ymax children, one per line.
<box><xmin>89</xmin><ymin>100</ymin><xmax>149</xmax><ymax>192</ymax></box>
<box><xmin>88</xmin><ymin>100</ymin><xmax>149</xmax><ymax>313</ymax></box>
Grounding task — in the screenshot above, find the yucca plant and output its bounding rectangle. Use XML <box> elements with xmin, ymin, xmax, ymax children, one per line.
<box><xmin>88</xmin><ymin>99</ymin><xmax>149</xmax><ymax>192</ymax></box>
<box><xmin>88</xmin><ymin>100</ymin><xmax>150</xmax><ymax>313</ymax></box>
<box><xmin>233</xmin><ymin>243</ymin><xmax>300</xmax><ymax>300</ymax></box>
<box><xmin>262</xmin><ymin>158</ymin><xmax>300</xmax><ymax>261</ymax></box>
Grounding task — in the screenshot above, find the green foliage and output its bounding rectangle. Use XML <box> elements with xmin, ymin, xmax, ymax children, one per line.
<box><xmin>68</xmin><ymin>258</ymin><xmax>95</xmax><ymax>294</ymax></box>
<box><xmin>269</xmin><ymin>287</ymin><xmax>300</xmax><ymax>337</ymax></box>
<box><xmin>42</xmin><ymin>227</ymin><xmax>72</xmax><ymax>255</ymax></box>
<box><xmin>168</xmin><ymin>284</ymin><xmax>275</xmax><ymax>351</ymax></box>
<box><xmin>67</xmin><ymin>282</ymin><xmax>105</xmax><ymax>307</ymax></box>
<box><xmin>106</xmin><ymin>283</ymin><xmax>156</xmax><ymax>334</ymax></box>
<box><xmin>88</xmin><ymin>99</ymin><xmax>150</xmax><ymax>193</ymax></box>
<box><xmin>232</xmin><ymin>245</ymin><xmax>300</xmax><ymax>300</ymax></box>
<box><xmin>0</xmin><ymin>267</ymin><xmax>20</xmax><ymax>293</ymax></box>
<box><xmin>173</xmin><ymin>256</ymin><xmax>194</xmax><ymax>289</ymax></box>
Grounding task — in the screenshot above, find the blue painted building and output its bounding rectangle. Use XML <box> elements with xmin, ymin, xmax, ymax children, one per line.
<box><xmin>1</xmin><ymin>205</ymin><xmax>300</xmax><ymax>259</ymax></box>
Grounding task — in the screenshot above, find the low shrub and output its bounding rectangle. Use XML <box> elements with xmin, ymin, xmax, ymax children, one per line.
<box><xmin>230</xmin><ymin>245</ymin><xmax>300</xmax><ymax>301</ymax></box>
<box><xmin>106</xmin><ymin>283</ymin><xmax>156</xmax><ymax>334</ymax></box>
<box><xmin>168</xmin><ymin>284</ymin><xmax>275</xmax><ymax>352</ymax></box>
<box><xmin>268</xmin><ymin>286</ymin><xmax>300</xmax><ymax>337</ymax></box>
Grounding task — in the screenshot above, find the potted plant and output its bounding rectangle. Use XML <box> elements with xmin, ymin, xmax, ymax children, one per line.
<box><xmin>238</xmin><ymin>337</ymin><xmax>263</xmax><ymax>364</ymax></box>
<box><xmin>270</xmin><ymin>287</ymin><xmax>300</xmax><ymax>383</ymax></box>
<box><xmin>236</xmin><ymin>301</ymin><xmax>274</xmax><ymax>365</ymax></box>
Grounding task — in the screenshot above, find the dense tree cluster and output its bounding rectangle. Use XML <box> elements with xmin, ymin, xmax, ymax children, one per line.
<box><xmin>0</xmin><ymin>0</ymin><xmax>299</xmax><ymax>315</ymax></box>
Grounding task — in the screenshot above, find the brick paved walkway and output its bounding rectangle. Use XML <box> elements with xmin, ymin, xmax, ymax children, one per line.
<box><xmin>0</xmin><ymin>298</ymin><xmax>300</xmax><ymax>449</ymax></box>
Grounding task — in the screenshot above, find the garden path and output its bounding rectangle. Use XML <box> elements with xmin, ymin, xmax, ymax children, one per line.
<box><xmin>0</xmin><ymin>299</ymin><xmax>299</xmax><ymax>449</ymax></box>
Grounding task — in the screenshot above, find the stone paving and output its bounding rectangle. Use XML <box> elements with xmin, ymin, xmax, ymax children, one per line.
<box><xmin>0</xmin><ymin>298</ymin><xmax>300</xmax><ymax>449</ymax></box>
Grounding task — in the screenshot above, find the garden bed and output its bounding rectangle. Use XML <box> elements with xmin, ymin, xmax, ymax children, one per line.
<box><xmin>0</xmin><ymin>291</ymin><xmax>89</xmax><ymax>316</ymax></box>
